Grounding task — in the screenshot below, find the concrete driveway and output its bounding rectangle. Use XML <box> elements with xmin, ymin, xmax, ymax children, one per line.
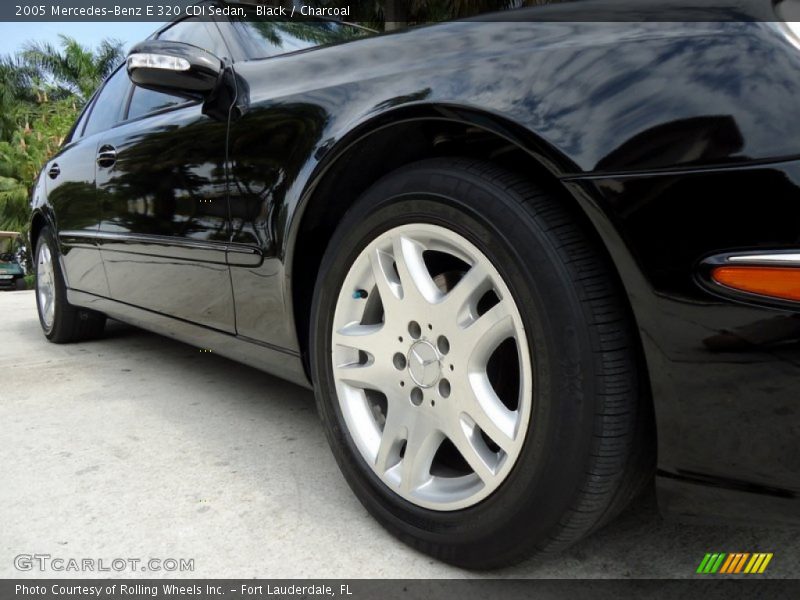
<box><xmin>1</xmin><ymin>290</ymin><xmax>797</xmax><ymax>578</ymax></box>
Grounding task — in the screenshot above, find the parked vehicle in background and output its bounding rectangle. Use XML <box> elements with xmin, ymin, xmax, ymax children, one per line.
<box><xmin>0</xmin><ymin>231</ymin><xmax>26</xmax><ymax>290</ymax></box>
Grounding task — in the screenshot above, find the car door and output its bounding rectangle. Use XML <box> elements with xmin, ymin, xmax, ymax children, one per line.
<box><xmin>43</xmin><ymin>74</ymin><xmax>128</xmax><ymax>298</ymax></box>
<box><xmin>94</xmin><ymin>18</ymin><xmax>236</xmax><ymax>332</ymax></box>
<box><xmin>220</xmin><ymin>14</ymin><xmax>369</xmax><ymax>348</ymax></box>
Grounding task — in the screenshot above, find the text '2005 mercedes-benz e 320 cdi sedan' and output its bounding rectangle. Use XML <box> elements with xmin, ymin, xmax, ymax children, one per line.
<box><xmin>29</xmin><ymin>0</ymin><xmax>800</xmax><ymax>568</ymax></box>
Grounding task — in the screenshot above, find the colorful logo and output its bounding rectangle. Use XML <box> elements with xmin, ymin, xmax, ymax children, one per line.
<box><xmin>696</xmin><ymin>553</ymin><xmax>773</xmax><ymax>574</ymax></box>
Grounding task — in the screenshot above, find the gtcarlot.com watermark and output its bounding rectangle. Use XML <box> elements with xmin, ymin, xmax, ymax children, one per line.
<box><xmin>14</xmin><ymin>554</ymin><xmax>194</xmax><ymax>573</ymax></box>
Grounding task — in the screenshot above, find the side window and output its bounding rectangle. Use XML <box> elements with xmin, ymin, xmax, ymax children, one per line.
<box><xmin>67</xmin><ymin>98</ymin><xmax>95</xmax><ymax>142</ymax></box>
<box><xmin>158</xmin><ymin>18</ymin><xmax>230</xmax><ymax>60</ymax></box>
<box><xmin>83</xmin><ymin>68</ymin><xmax>131</xmax><ymax>137</ymax></box>
<box><xmin>127</xmin><ymin>87</ymin><xmax>184</xmax><ymax>120</ymax></box>
<box><xmin>231</xmin><ymin>19</ymin><xmax>368</xmax><ymax>59</ymax></box>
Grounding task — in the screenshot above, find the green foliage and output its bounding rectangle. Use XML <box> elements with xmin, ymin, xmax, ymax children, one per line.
<box><xmin>0</xmin><ymin>36</ymin><xmax>123</xmax><ymax>236</ymax></box>
<box><xmin>22</xmin><ymin>35</ymin><xmax>123</xmax><ymax>101</ymax></box>
<box><xmin>0</xmin><ymin>174</ymin><xmax>30</xmax><ymax>233</ymax></box>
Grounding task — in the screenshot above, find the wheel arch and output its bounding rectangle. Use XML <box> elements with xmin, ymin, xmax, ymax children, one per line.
<box><xmin>287</xmin><ymin>104</ymin><xmax>654</xmax><ymax>440</ymax></box>
<box><xmin>28</xmin><ymin>209</ymin><xmax>51</xmax><ymax>258</ymax></box>
<box><xmin>288</xmin><ymin>105</ymin><xmax>570</xmax><ymax>355</ymax></box>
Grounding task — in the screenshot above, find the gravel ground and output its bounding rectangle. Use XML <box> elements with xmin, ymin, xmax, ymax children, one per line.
<box><xmin>1</xmin><ymin>289</ymin><xmax>797</xmax><ymax>579</ymax></box>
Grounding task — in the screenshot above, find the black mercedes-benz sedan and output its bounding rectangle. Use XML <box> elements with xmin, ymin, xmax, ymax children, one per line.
<box><xmin>28</xmin><ymin>0</ymin><xmax>800</xmax><ymax>568</ymax></box>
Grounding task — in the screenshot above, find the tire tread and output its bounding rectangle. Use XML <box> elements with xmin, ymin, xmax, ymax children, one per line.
<box><xmin>407</xmin><ymin>158</ymin><xmax>654</xmax><ymax>557</ymax></box>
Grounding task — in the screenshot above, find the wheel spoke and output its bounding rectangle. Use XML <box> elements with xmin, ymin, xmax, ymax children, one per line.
<box><xmin>368</xmin><ymin>247</ymin><xmax>402</xmax><ymax>312</ymax></box>
<box><xmin>399</xmin><ymin>414</ymin><xmax>443</xmax><ymax>493</ymax></box>
<box><xmin>461</xmin><ymin>374</ymin><xmax>517</xmax><ymax>452</ymax></box>
<box><xmin>333</xmin><ymin>322</ymin><xmax>393</xmax><ymax>359</ymax></box>
<box><xmin>463</xmin><ymin>300</ymin><xmax>515</xmax><ymax>364</ymax></box>
<box><xmin>332</xmin><ymin>322</ymin><xmax>399</xmax><ymax>392</ymax></box>
<box><xmin>391</xmin><ymin>235</ymin><xmax>441</xmax><ymax>305</ymax></box>
<box><xmin>333</xmin><ymin>359</ymin><xmax>393</xmax><ymax>391</ymax></box>
<box><xmin>448</xmin><ymin>417</ymin><xmax>498</xmax><ymax>484</ymax></box>
<box><xmin>442</xmin><ymin>263</ymin><xmax>492</xmax><ymax>314</ymax></box>
<box><xmin>43</xmin><ymin>293</ymin><xmax>53</xmax><ymax>322</ymax></box>
<box><xmin>374</xmin><ymin>407</ymin><xmax>407</xmax><ymax>474</ymax></box>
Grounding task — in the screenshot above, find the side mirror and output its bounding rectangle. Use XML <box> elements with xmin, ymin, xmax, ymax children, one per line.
<box><xmin>126</xmin><ymin>40</ymin><xmax>223</xmax><ymax>99</ymax></box>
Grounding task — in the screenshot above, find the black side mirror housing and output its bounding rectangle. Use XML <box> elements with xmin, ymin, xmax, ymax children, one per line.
<box><xmin>126</xmin><ymin>40</ymin><xmax>223</xmax><ymax>99</ymax></box>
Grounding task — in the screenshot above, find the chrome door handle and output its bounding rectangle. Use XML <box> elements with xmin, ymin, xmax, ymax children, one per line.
<box><xmin>96</xmin><ymin>145</ymin><xmax>117</xmax><ymax>168</ymax></box>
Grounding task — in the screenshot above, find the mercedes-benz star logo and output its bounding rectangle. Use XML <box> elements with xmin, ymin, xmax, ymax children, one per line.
<box><xmin>407</xmin><ymin>340</ymin><xmax>441</xmax><ymax>388</ymax></box>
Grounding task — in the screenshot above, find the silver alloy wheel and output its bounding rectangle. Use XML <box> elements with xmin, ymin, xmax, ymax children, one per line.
<box><xmin>37</xmin><ymin>242</ymin><xmax>56</xmax><ymax>330</ymax></box>
<box><xmin>331</xmin><ymin>223</ymin><xmax>533</xmax><ymax>511</ymax></box>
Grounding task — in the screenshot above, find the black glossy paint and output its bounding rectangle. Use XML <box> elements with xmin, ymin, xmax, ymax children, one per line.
<box><xmin>569</xmin><ymin>163</ymin><xmax>800</xmax><ymax>501</ymax></box>
<box><xmin>46</xmin><ymin>135</ymin><xmax>108</xmax><ymax>297</ymax></box>
<box><xmin>30</xmin><ymin>2</ymin><xmax>800</xmax><ymax>525</ymax></box>
<box><xmin>96</xmin><ymin>100</ymin><xmax>236</xmax><ymax>331</ymax></box>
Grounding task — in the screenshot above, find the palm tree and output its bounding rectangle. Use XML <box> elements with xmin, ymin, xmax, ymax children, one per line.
<box><xmin>0</xmin><ymin>56</ymin><xmax>41</xmax><ymax>141</ymax></box>
<box><xmin>21</xmin><ymin>35</ymin><xmax>124</xmax><ymax>101</ymax></box>
<box><xmin>0</xmin><ymin>141</ymin><xmax>31</xmax><ymax>233</ymax></box>
<box><xmin>0</xmin><ymin>36</ymin><xmax>123</xmax><ymax>238</ymax></box>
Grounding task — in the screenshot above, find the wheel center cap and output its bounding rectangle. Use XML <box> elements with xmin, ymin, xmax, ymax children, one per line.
<box><xmin>407</xmin><ymin>340</ymin><xmax>441</xmax><ymax>388</ymax></box>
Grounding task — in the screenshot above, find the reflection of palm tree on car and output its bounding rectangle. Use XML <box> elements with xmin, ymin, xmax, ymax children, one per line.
<box><xmin>101</xmin><ymin>121</ymin><xmax>230</xmax><ymax>241</ymax></box>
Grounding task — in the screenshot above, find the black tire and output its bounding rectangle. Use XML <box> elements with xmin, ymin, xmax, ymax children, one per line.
<box><xmin>35</xmin><ymin>226</ymin><xmax>106</xmax><ymax>343</ymax></box>
<box><xmin>310</xmin><ymin>158</ymin><xmax>653</xmax><ymax>569</ymax></box>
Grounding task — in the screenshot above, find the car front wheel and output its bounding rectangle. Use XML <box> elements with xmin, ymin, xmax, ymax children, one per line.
<box><xmin>310</xmin><ymin>158</ymin><xmax>652</xmax><ymax>568</ymax></box>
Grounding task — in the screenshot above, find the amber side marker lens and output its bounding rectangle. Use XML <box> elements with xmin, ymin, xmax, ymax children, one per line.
<box><xmin>712</xmin><ymin>266</ymin><xmax>800</xmax><ymax>302</ymax></box>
